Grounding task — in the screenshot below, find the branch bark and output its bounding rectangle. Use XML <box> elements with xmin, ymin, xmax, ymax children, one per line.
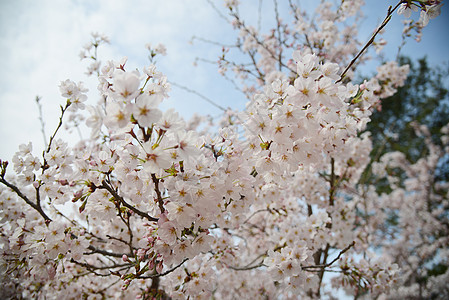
<box><xmin>0</xmin><ymin>176</ymin><xmax>52</xmax><ymax>222</ymax></box>
<box><xmin>99</xmin><ymin>180</ymin><xmax>158</xmax><ymax>222</ymax></box>
<box><xmin>336</xmin><ymin>2</ymin><xmax>403</xmax><ymax>83</ymax></box>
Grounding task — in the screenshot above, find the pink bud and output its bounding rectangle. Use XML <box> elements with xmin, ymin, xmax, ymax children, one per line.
<box><xmin>47</xmin><ymin>264</ymin><xmax>56</xmax><ymax>280</ymax></box>
<box><xmin>136</xmin><ymin>249</ymin><xmax>146</xmax><ymax>260</ymax></box>
<box><xmin>156</xmin><ymin>261</ymin><xmax>163</xmax><ymax>274</ymax></box>
<box><xmin>122</xmin><ymin>254</ymin><xmax>129</xmax><ymax>262</ymax></box>
<box><xmin>158</xmin><ymin>213</ymin><xmax>169</xmax><ymax>225</ymax></box>
<box><xmin>148</xmin><ymin>259</ymin><xmax>155</xmax><ymax>270</ymax></box>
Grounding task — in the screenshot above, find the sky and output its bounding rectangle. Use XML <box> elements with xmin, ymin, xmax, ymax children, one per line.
<box><xmin>0</xmin><ymin>0</ymin><xmax>448</xmax><ymax>163</ymax></box>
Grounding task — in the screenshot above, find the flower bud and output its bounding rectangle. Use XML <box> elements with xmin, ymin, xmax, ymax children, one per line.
<box><xmin>156</xmin><ymin>261</ymin><xmax>163</xmax><ymax>274</ymax></box>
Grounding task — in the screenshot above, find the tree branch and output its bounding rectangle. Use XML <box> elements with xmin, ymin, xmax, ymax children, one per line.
<box><xmin>336</xmin><ymin>2</ymin><xmax>403</xmax><ymax>83</ymax></box>
<box><xmin>227</xmin><ymin>253</ymin><xmax>267</xmax><ymax>271</ymax></box>
<box><xmin>137</xmin><ymin>258</ymin><xmax>189</xmax><ymax>279</ymax></box>
<box><xmin>99</xmin><ymin>180</ymin><xmax>158</xmax><ymax>222</ymax></box>
<box><xmin>151</xmin><ymin>174</ymin><xmax>165</xmax><ymax>214</ymax></box>
<box><xmin>86</xmin><ymin>245</ymin><xmax>126</xmax><ymax>258</ymax></box>
<box><xmin>35</xmin><ymin>96</ymin><xmax>48</xmax><ymax>149</ymax></box>
<box><xmin>302</xmin><ymin>241</ymin><xmax>356</xmax><ymax>270</ymax></box>
<box><xmin>0</xmin><ymin>176</ymin><xmax>52</xmax><ymax>222</ymax></box>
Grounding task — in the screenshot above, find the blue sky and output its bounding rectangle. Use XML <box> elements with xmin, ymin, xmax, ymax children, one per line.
<box><xmin>0</xmin><ymin>0</ymin><xmax>448</xmax><ymax>162</ymax></box>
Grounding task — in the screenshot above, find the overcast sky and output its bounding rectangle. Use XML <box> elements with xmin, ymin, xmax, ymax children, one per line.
<box><xmin>0</xmin><ymin>0</ymin><xmax>448</xmax><ymax>163</ymax></box>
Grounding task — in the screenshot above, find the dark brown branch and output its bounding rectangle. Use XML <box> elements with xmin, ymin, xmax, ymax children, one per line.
<box><xmin>227</xmin><ymin>252</ymin><xmax>267</xmax><ymax>271</ymax></box>
<box><xmin>106</xmin><ymin>234</ymin><xmax>132</xmax><ymax>246</ymax></box>
<box><xmin>336</xmin><ymin>2</ymin><xmax>403</xmax><ymax>83</ymax></box>
<box><xmin>302</xmin><ymin>241</ymin><xmax>356</xmax><ymax>270</ymax></box>
<box><xmin>137</xmin><ymin>258</ymin><xmax>188</xmax><ymax>279</ymax></box>
<box><xmin>329</xmin><ymin>157</ymin><xmax>336</xmax><ymax>206</ymax></box>
<box><xmin>71</xmin><ymin>259</ymin><xmax>132</xmax><ymax>277</ymax></box>
<box><xmin>151</xmin><ymin>174</ymin><xmax>165</xmax><ymax>214</ymax></box>
<box><xmin>99</xmin><ymin>180</ymin><xmax>158</xmax><ymax>222</ymax></box>
<box><xmin>316</xmin><ymin>158</ymin><xmax>336</xmax><ymax>296</ymax></box>
<box><xmin>124</xmin><ymin>214</ymin><xmax>134</xmax><ymax>255</ymax></box>
<box><xmin>86</xmin><ymin>245</ymin><xmax>127</xmax><ymax>258</ymax></box>
<box><xmin>45</xmin><ymin>102</ymin><xmax>70</xmax><ymax>155</ymax></box>
<box><xmin>228</xmin><ymin>243</ymin><xmax>286</xmax><ymax>271</ymax></box>
<box><xmin>317</xmin><ymin>243</ymin><xmax>331</xmax><ymax>293</ymax></box>
<box><xmin>0</xmin><ymin>176</ymin><xmax>51</xmax><ymax>222</ymax></box>
<box><xmin>72</xmin><ymin>259</ymin><xmax>132</xmax><ymax>271</ymax></box>
<box><xmin>1</xmin><ymin>100</ymin><xmax>72</xmax><ymax>224</ymax></box>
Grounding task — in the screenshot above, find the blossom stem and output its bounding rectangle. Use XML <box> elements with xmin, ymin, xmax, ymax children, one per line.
<box><xmin>0</xmin><ymin>176</ymin><xmax>52</xmax><ymax>222</ymax></box>
<box><xmin>35</xmin><ymin>96</ymin><xmax>48</xmax><ymax>149</ymax></box>
<box><xmin>86</xmin><ymin>245</ymin><xmax>128</xmax><ymax>258</ymax></box>
<box><xmin>45</xmin><ymin>102</ymin><xmax>70</xmax><ymax>155</ymax></box>
<box><xmin>136</xmin><ymin>258</ymin><xmax>189</xmax><ymax>279</ymax></box>
<box><xmin>151</xmin><ymin>174</ymin><xmax>165</xmax><ymax>214</ymax></box>
<box><xmin>336</xmin><ymin>1</ymin><xmax>403</xmax><ymax>83</ymax></box>
<box><xmin>170</xmin><ymin>81</ymin><xmax>227</xmax><ymax>112</ymax></box>
<box><xmin>99</xmin><ymin>180</ymin><xmax>158</xmax><ymax>222</ymax></box>
<box><xmin>302</xmin><ymin>241</ymin><xmax>356</xmax><ymax>270</ymax></box>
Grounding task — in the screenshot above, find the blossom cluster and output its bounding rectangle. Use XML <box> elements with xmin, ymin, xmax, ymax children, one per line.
<box><xmin>0</xmin><ymin>0</ymin><xmax>446</xmax><ymax>299</ymax></box>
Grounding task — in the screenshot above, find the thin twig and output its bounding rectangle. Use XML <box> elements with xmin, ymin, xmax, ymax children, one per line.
<box><xmin>228</xmin><ymin>243</ymin><xmax>286</xmax><ymax>271</ymax></box>
<box><xmin>72</xmin><ymin>259</ymin><xmax>132</xmax><ymax>271</ymax></box>
<box><xmin>302</xmin><ymin>241</ymin><xmax>356</xmax><ymax>270</ymax></box>
<box><xmin>205</xmin><ymin>0</ymin><xmax>230</xmax><ymax>23</ymax></box>
<box><xmin>170</xmin><ymin>81</ymin><xmax>228</xmax><ymax>112</ymax></box>
<box><xmin>273</xmin><ymin>0</ymin><xmax>283</xmax><ymax>71</ymax></box>
<box><xmin>190</xmin><ymin>36</ymin><xmax>236</xmax><ymax>48</ymax></box>
<box><xmin>336</xmin><ymin>2</ymin><xmax>403</xmax><ymax>83</ymax></box>
<box><xmin>71</xmin><ymin>259</ymin><xmax>129</xmax><ymax>277</ymax></box>
<box><xmin>99</xmin><ymin>180</ymin><xmax>158</xmax><ymax>222</ymax></box>
<box><xmin>86</xmin><ymin>245</ymin><xmax>126</xmax><ymax>258</ymax></box>
<box><xmin>151</xmin><ymin>174</ymin><xmax>165</xmax><ymax>214</ymax></box>
<box><xmin>35</xmin><ymin>96</ymin><xmax>48</xmax><ymax>149</ymax></box>
<box><xmin>106</xmin><ymin>234</ymin><xmax>131</xmax><ymax>246</ymax></box>
<box><xmin>45</xmin><ymin>102</ymin><xmax>70</xmax><ymax>154</ymax></box>
<box><xmin>243</xmin><ymin>208</ymin><xmax>269</xmax><ymax>224</ymax></box>
<box><xmin>0</xmin><ymin>176</ymin><xmax>51</xmax><ymax>222</ymax></box>
<box><xmin>227</xmin><ymin>253</ymin><xmax>267</xmax><ymax>271</ymax></box>
<box><xmin>231</xmin><ymin>12</ymin><xmax>297</xmax><ymax>75</ymax></box>
<box><xmin>137</xmin><ymin>258</ymin><xmax>189</xmax><ymax>279</ymax></box>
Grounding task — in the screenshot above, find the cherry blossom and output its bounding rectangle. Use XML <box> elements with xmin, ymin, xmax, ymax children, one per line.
<box><xmin>0</xmin><ymin>1</ymin><xmax>446</xmax><ymax>299</ymax></box>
